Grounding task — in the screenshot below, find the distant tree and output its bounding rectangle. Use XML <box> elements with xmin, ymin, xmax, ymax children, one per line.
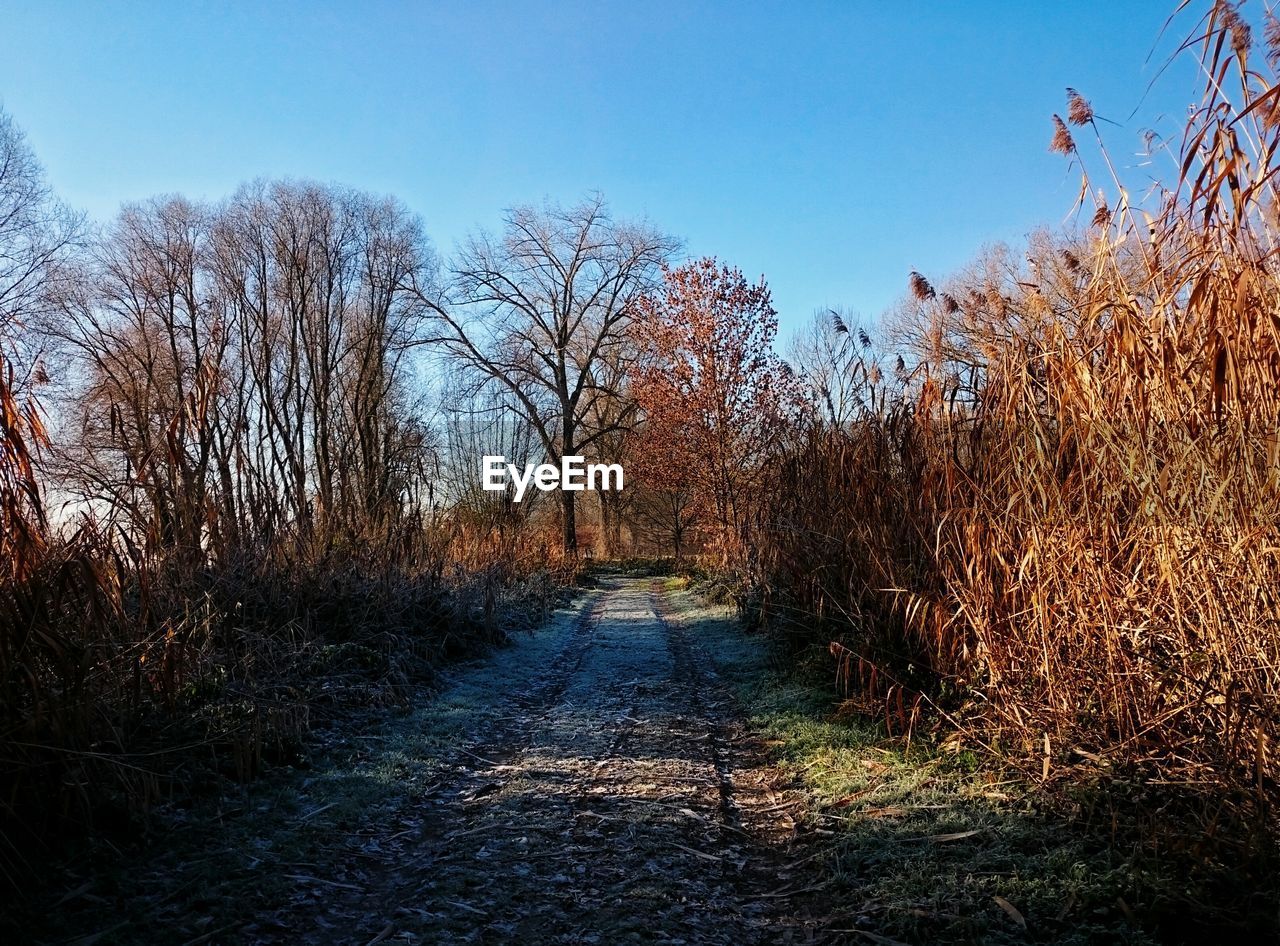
<box><xmin>787</xmin><ymin>307</ymin><xmax>885</xmax><ymax>430</ymax></box>
<box><xmin>624</xmin><ymin>454</ymin><xmax>700</xmax><ymax>561</ymax></box>
<box><xmin>579</xmin><ymin>342</ymin><xmax>638</xmax><ymax>557</ymax></box>
<box><xmin>0</xmin><ymin>106</ymin><xmax>80</xmax><ymax>384</ymax></box>
<box><xmin>418</xmin><ymin>195</ymin><xmax>675</xmax><ymax>555</ymax></box>
<box><xmin>630</xmin><ymin>258</ymin><xmax>793</xmax><ymax>561</ymax></box>
<box><xmin>440</xmin><ymin>386</ymin><xmax>543</xmax><ymax>539</ymax></box>
<box><xmin>52</xmin><ymin>184</ymin><xmax>435</xmax><ymax>562</ymax></box>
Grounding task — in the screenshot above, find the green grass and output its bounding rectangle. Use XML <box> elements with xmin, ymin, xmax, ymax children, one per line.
<box><xmin>672</xmin><ymin>588</ymin><xmax>1275</xmax><ymax>946</ymax></box>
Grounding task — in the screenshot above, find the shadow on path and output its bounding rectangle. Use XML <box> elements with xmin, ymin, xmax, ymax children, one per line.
<box><xmin>233</xmin><ymin>578</ymin><xmax>829</xmax><ymax>945</ymax></box>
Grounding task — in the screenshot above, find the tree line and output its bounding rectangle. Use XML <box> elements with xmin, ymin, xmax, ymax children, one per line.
<box><xmin>0</xmin><ymin>102</ymin><xmax>811</xmax><ymax>871</ymax></box>
<box><xmin>3</xmin><ymin>107</ymin><xmax>802</xmax><ymax>569</ymax></box>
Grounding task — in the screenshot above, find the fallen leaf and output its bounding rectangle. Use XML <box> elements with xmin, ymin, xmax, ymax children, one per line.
<box><xmin>993</xmin><ymin>895</ymin><xmax>1026</xmax><ymax>929</ymax></box>
<box><xmin>926</xmin><ymin>829</ymin><xmax>984</xmax><ymax>842</ymax></box>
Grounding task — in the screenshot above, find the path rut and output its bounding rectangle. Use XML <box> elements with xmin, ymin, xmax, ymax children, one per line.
<box><xmin>241</xmin><ymin>577</ymin><xmax>827</xmax><ymax>944</ymax></box>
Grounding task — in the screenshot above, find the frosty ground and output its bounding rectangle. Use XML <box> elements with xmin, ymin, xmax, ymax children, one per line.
<box><xmin>19</xmin><ymin>577</ymin><xmax>1214</xmax><ymax>945</ymax></box>
<box><xmin>27</xmin><ymin>579</ymin><xmax>828</xmax><ymax>944</ymax></box>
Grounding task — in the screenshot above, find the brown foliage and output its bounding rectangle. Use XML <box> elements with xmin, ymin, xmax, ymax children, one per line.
<box><xmin>754</xmin><ymin>2</ymin><xmax>1280</xmax><ymax>816</ymax></box>
<box><xmin>629</xmin><ymin>259</ymin><xmax>794</xmax><ymax>561</ymax></box>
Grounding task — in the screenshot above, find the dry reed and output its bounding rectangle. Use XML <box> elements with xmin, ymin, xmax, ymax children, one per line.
<box><xmin>755</xmin><ymin>2</ymin><xmax>1280</xmax><ymax>816</ymax></box>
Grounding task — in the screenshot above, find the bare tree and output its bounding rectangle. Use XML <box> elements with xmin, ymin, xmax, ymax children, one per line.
<box><xmin>578</xmin><ymin>336</ymin><xmax>639</xmax><ymax>557</ymax></box>
<box><xmin>55</xmin><ymin>197</ymin><xmax>224</xmax><ymax>558</ymax></box>
<box><xmin>787</xmin><ymin>306</ymin><xmax>883</xmax><ymax>430</ymax></box>
<box><xmin>0</xmin><ymin>107</ymin><xmax>80</xmax><ymax>378</ymax></box>
<box><xmin>53</xmin><ymin>182</ymin><xmax>437</xmax><ymax>563</ymax></box>
<box><xmin>209</xmin><ymin>182</ymin><xmax>434</xmax><ymax>552</ymax></box>
<box><xmin>628</xmin><ymin>480</ymin><xmax>700</xmax><ymax>561</ymax></box>
<box><xmin>440</xmin><ymin>386</ymin><xmax>542</xmax><ymax>540</ymax></box>
<box><xmin>418</xmin><ymin>195</ymin><xmax>675</xmax><ymax>554</ymax></box>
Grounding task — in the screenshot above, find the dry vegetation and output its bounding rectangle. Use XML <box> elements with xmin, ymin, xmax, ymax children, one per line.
<box><xmin>4</xmin><ymin>1</ymin><xmax>1280</xmax><ymax>939</ymax></box>
<box><xmin>0</xmin><ymin>327</ymin><xmax>570</xmax><ymax>884</ymax></box>
<box><xmin>755</xmin><ymin>0</ymin><xmax>1280</xmax><ymax>858</ymax></box>
<box><xmin>0</xmin><ymin>157</ymin><xmax>583</xmax><ymax>886</ymax></box>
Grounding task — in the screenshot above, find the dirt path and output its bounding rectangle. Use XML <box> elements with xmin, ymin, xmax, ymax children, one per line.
<box><xmin>225</xmin><ymin>577</ymin><xmax>827</xmax><ymax>944</ymax></box>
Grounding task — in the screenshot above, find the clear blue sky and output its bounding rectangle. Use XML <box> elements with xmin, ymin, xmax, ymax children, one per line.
<box><xmin>1</xmin><ymin>1</ymin><xmax>1198</xmax><ymax>337</ymax></box>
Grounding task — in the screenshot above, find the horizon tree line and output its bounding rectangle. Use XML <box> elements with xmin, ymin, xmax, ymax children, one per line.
<box><xmin>1</xmin><ymin>104</ymin><xmax>822</xmax><ymax>563</ymax></box>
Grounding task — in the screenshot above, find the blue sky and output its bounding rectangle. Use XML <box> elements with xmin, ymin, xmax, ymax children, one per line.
<box><xmin>1</xmin><ymin>1</ymin><xmax>1198</xmax><ymax>337</ymax></box>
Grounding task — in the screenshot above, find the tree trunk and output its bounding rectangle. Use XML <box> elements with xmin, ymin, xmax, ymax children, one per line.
<box><xmin>562</xmin><ymin>489</ymin><xmax>578</xmax><ymax>556</ymax></box>
<box><xmin>561</xmin><ymin>411</ymin><xmax>578</xmax><ymax>556</ymax></box>
<box><xmin>599</xmin><ymin>491</ymin><xmax>624</xmax><ymax>559</ymax></box>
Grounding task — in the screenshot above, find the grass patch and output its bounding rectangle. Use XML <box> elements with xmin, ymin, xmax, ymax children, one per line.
<box><xmin>673</xmin><ymin>589</ymin><xmax>1275</xmax><ymax>946</ymax></box>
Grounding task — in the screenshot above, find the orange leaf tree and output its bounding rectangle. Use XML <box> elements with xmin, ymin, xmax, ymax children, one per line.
<box><xmin>630</xmin><ymin>258</ymin><xmax>793</xmax><ymax>564</ymax></box>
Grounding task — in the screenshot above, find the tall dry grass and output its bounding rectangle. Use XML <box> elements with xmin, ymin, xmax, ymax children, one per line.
<box><xmin>0</xmin><ymin>357</ymin><xmax>567</xmax><ymax>886</ymax></box>
<box><xmin>757</xmin><ymin>2</ymin><xmax>1280</xmax><ymax>808</ymax></box>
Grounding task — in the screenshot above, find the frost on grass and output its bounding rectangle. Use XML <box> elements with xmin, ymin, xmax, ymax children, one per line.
<box><xmin>26</xmin><ymin>581</ymin><xmax>826</xmax><ymax>945</ymax></box>
<box><xmin>15</xmin><ymin>579</ymin><xmax>1193</xmax><ymax>946</ymax></box>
